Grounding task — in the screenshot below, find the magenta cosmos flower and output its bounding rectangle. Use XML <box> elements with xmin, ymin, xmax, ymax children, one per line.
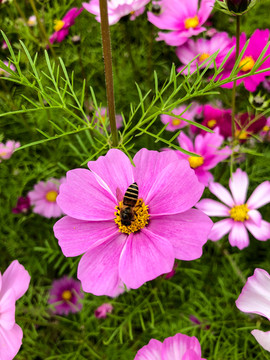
<box><xmin>49</xmin><ymin>8</ymin><xmax>83</xmax><ymax>44</ymax></box>
<box><xmin>0</xmin><ymin>140</ymin><xmax>20</xmax><ymax>162</ymax></box>
<box><xmin>236</xmin><ymin>268</ymin><xmax>270</xmax><ymax>352</ymax></box>
<box><xmin>176</xmin><ymin>129</ymin><xmax>231</xmax><ymax>186</ymax></box>
<box><xmin>176</xmin><ymin>32</ymin><xmax>233</xmax><ymax>74</ymax></box>
<box><xmin>53</xmin><ymin>149</ymin><xmax>212</xmax><ymax>296</ymax></box>
<box><xmin>134</xmin><ymin>333</ymin><xmax>206</xmax><ymax>360</ymax></box>
<box><xmin>220</xmin><ymin>29</ymin><xmax>270</xmax><ymax>92</ymax></box>
<box><xmin>83</xmin><ymin>0</ymin><xmax>150</xmax><ymax>25</ymax></box>
<box><xmin>28</xmin><ymin>178</ymin><xmax>66</xmax><ymax>218</ymax></box>
<box><xmin>48</xmin><ymin>276</ymin><xmax>84</xmax><ymax>315</ymax></box>
<box><xmin>12</xmin><ymin>196</ymin><xmax>31</xmax><ymax>214</ymax></box>
<box><xmin>94</xmin><ymin>303</ymin><xmax>113</xmax><ymax>318</ymax></box>
<box><xmin>196</xmin><ymin>169</ymin><xmax>270</xmax><ymax>250</ymax></box>
<box><xmin>161</xmin><ymin>104</ymin><xmax>199</xmax><ymax>132</ymax></box>
<box><xmin>147</xmin><ymin>0</ymin><xmax>215</xmax><ymax>47</ymax></box>
<box><xmin>0</xmin><ymin>260</ymin><xmax>30</xmax><ymax>360</ymax></box>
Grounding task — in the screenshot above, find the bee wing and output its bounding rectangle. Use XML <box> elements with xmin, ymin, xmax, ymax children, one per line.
<box><xmin>116</xmin><ymin>187</ymin><xmax>123</xmax><ymax>203</ymax></box>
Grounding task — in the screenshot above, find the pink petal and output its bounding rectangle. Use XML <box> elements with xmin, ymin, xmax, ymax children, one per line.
<box><xmin>0</xmin><ymin>324</ymin><xmax>23</xmax><ymax>360</ymax></box>
<box><xmin>119</xmin><ymin>229</ymin><xmax>174</xmax><ymax>289</ymax></box>
<box><xmin>147</xmin><ymin>209</ymin><xmax>212</xmax><ymax>260</ymax></box>
<box><xmin>208</xmin><ymin>182</ymin><xmax>234</xmax><ymax>207</ymax></box>
<box><xmin>0</xmin><ymin>289</ymin><xmax>15</xmax><ymax>330</ymax></box>
<box><xmin>2</xmin><ymin>260</ymin><xmax>30</xmax><ymax>301</ymax></box>
<box><xmin>248</xmin><ymin>210</ymin><xmax>262</xmax><ymax>226</ymax></box>
<box><xmin>229</xmin><ymin>169</ymin><xmax>249</xmax><ymax>205</ymax></box>
<box><xmin>134</xmin><ymin>338</ymin><xmax>162</xmax><ymax>360</ymax></box>
<box><xmin>198</xmin><ymin>0</ymin><xmax>215</xmax><ymax>24</ymax></box>
<box><xmin>208</xmin><ymin>218</ymin><xmax>233</xmax><ymax>241</ymax></box>
<box><xmin>196</xmin><ymin>199</ymin><xmax>230</xmax><ymax>217</ymax></box>
<box><xmin>177</xmin><ymin>132</ymin><xmax>194</xmax><ymax>153</ymax></box>
<box><xmin>251</xmin><ymin>330</ymin><xmax>270</xmax><ymax>352</ymax></box>
<box><xmin>162</xmin><ymin>333</ymin><xmax>202</xmax><ymax>359</ymax></box>
<box><xmin>247</xmin><ymin>181</ymin><xmax>270</xmax><ymax>210</ymax></box>
<box><xmin>228</xmin><ymin>222</ymin><xmax>249</xmax><ymax>249</ymax></box>
<box><xmin>245</xmin><ymin>220</ymin><xmax>270</xmax><ymax>241</ymax></box>
<box><xmin>77</xmin><ymin>233</ymin><xmax>126</xmax><ymax>296</ymax></box>
<box><xmin>236</xmin><ymin>268</ymin><xmax>270</xmax><ymax>321</ymax></box>
<box><xmin>53</xmin><ymin>216</ymin><xmax>118</xmax><ymax>256</ymax></box>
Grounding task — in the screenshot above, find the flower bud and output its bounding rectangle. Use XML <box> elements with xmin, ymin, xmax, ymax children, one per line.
<box><xmin>226</xmin><ymin>0</ymin><xmax>251</xmax><ymax>13</ymax></box>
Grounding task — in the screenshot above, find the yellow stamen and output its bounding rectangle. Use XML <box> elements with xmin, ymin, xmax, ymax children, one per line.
<box><xmin>62</xmin><ymin>290</ymin><xmax>72</xmax><ymax>301</ymax></box>
<box><xmin>0</xmin><ymin>151</ymin><xmax>7</xmax><ymax>156</ymax></box>
<box><xmin>199</xmin><ymin>53</ymin><xmax>210</xmax><ymax>63</ymax></box>
<box><xmin>171</xmin><ymin>118</ymin><xmax>181</xmax><ymax>126</ymax></box>
<box><xmin>188</xmin><ymin>155</ymin><xmax>204</xmax><ymax>169</ymax></box>
<box><xmin>114</xmin><ymin>199</ymin><xmax>149</xmax><ymax>235</ymax></box>
<box><xmin>54</xmin><ymin>20</ymin><xmax>65</xmax><ymax>32</ymax></box>
<box><xmin>229</xmin><ymin>204</ymin><xmax>249</xmax><ymax>222</ymax></box>
<box><xmin>235</xmin><ymin>129</ymin><xmax>250</xmax><ymax>140</ymax></box>
<box><xmin>263</xmin><ymin>125</ymin><xmax>270</xmax><ymax>132</ymax></box>
<box><xmin>239</xmin><ymin>56</ymin><xmax>255</xmax><ymax>72</ymax></box>
<box><xmin>207</xmin><ymin>119</ymin><xmax>217</xmax><ymax>128</ymax></box>
<box><xmin>184</xmin><ymin>15</ymin><xmax>199</xmax><ymax>29</ymax></box>
<box><xmin>45</xmin><ymin>190</ymin><xmax>58</xmax><ymax>202</ymax></box>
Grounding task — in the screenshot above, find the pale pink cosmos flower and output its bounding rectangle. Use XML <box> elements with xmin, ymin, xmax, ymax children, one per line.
<box><xmin>94</xmin><ymin>107</ymin><xmax>123</xmax><ymax>132</ymax></box>
<box><xmin>28</xmin><ymin>178</ymin><xmax>66</xmax><ymax>218</ymax></box>
<box><xmin>134</xmin><ymin>333</ymin><xmax>206</xmax><ymax>359</ymax></box>
<box><xmin>0</xmin><ymin>61</ymin><xmax>16</xmax><ymax>77</ymax></box>
<box><xmin>196</xmin><ymin>169</ymin><xmax>270</xmax><ymax>250</ymax></box>
<box><xmin>176</xmin><ymin>128</ymin><xmax>232</xmax><ymax>186</ymax></box>
<box><xmin>161</xmin><ymin>104</ymin><xmax>199</xmax><ymax>132</ymax></box>
<box><xmin>27</xmin><ymin>15</ymin><xmax>37</xmax><ymax>27</ymax></box>
<box><xmin>94</xmin><ymin>303</ymin><xmax>113</xmax><ymax>318</ymax></box>
<box><xmin>236</xmin><ymin>268</ymin><xmax>270</xmax><ymax>352</ymax></box>
<box><xmin>147</xmin><ymin>0</ymin><xmax>215</xmax><ymax>47</ymax></box>
<box><xmin>0</xmin><ymin>260</ymin><xmax>31</xmax><ymax>360</ymax></box>
<box><xmin>0</xmin><ymin>140</ymin><xmax>20</xmax><ymax>162</ymax></box>
<box><xmin>83</xmin><ymin>0</ymin><xmax>150</xmax><ymax>25</ymax></box>
<box><xmin>53</xmin><ymin>149</ymin><xmax>213</xmax><ymax>296</ymax></box>
<box><xmin>176</xmin><ymin>32</ymin><xmax>233</xmax><ymax>75</ymax></box>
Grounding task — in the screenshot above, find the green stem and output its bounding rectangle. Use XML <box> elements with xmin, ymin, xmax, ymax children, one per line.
<box><xmin>99</xmin><ymin>0</ymin><xmax>118</xmax><ymax>147</ymax></box>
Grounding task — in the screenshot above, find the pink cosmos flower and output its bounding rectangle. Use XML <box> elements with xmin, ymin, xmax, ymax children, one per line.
<box><xmin>220</xmin><ymin>29</ymin><xmax>270</xmax><ymax>92</ymax></box>
<box><xmin>48</xmin><ymin>276</ymin><xmax>84</xmax><ymax>315</ymax></box>
<box><xmin>260</xmin><ymin>117</ymin><xmax>270</xmax><ymax>141</ymax></box>
<box><xmin>94</xmin><ymin>303</ymin><xmax>113</xmax><ymax>318</ymax></box>
<box><xmin>49</xmin><ymin>8</ymin><xmax>83</xmax><ymax>44</ymax></box>
<box><xmin>196</xmin><ymin>169</ymin><xmax>270</xmax><ymax>250</ymax></box>
<box><xmin>0</xmin><ymin>61</ymin><xmax>16</xmax><ymax>77</ymax></box>
<box><xmin>176</xmin><ymin>32</ymin><xmax>233</xmax><ymax>74</ymax></box>
<box><xmin>236</xmin><ymin>268</ymin><xmax>270</xmax><ymax>352</ymax></box>
<box><xmin>134</xmin><ymin>333</ymin><xmax>206</xmax><ymax>359</ymax></box>
<box><xmin>94</xmin><ymin>107</ymin><xmax>123</xmax><ymax>132</ymax></box>
<box><xmin>12</xmin><ymin>196</ymin><xmax>31</xmax><ymax>214</ymax></box>
<box><xmin>147</xmin><ymin>0</ymin><xmax>215</xmax><ymax>47</ymax></box>
<box><xmin>161</xmin><ymin>104</ymin><xmax>199</xmax><ymax>132</ymax></box>
<box><xmin>2</xmin><ymin>40</ymin><xmax>8</xmax><ymax>49</ymax></box>
<box><xmin>28</xmin><ymin>178</ymin><xmax>66</xmax><ymax>218</ymax></box>
<box><xmin>0</xmin><ymin>260</ymin><xmax>31</xmax><ymax>360</ymax></box>
<box><xmin>176</xmin><ymin>129</ymin><xmax>231</xmax><ymax>186</ymax></box>
<box><xmin>83</xmin><ymin>0</ymin><xmax>150</xmax><ymax>25</ymax></box>
<box><xmin>27</xmin><ymin>15</ymin><xmax>37</xmax><ymax>27</ymax></box>
<box><xmin>53</xmin><ymin>149</ymin><xmax>213</xmax><ymax>296</ymax></box>
<box><xmin>0</xmin><ymin>140</ymin><xmax>20</xmax><ymax>162</ymax></box>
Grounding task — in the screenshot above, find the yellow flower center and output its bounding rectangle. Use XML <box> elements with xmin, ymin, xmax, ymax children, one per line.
<box><xmin>229</xmin><ymin>204</ymin><xmax>249</xmax><ymax>222</ymax></box>
<box><xmin>199</xmin><ymin>53</ymin><xmax>210</xmax><ymax>63</ymax></box>
<box><xmin>114</xmin><ymin>199</ymin><xmax>149</xmax><ymax>235</ymax></box>
<box><xmin>235</xmin><ymin>129</ymin><xmax>249</xmax><ymax>140</ymax></box>
<box><xmin>54</xmin><ymin>19</ymin><xmax>65</xmax><ymax>32</ymax></box>
<box><xmin>184</xmin><ymin>15</ymin><xmax>199</xmax><ymax>29</ymax></box>
<box><xmin>207</xmin><ymin>119</ymin><xmax>217</xmax><ymax>128</ymax></box>
<box><xmin>263</xmin><ymin>125</ymin><xmax>270</xmax><ymax>132</ymax></box>
<box><xmin>239</xmin><ymin>56</ymin><xmax>255</xmax><ymax>72</ymax></box>
<box><xmin>45</xmin><ymin>190</ymin><xmax>58</xmax><ymax>202</ymax></box>
<box><xmin>188</xmin><ymin>156</ymin><xmax>204</xmax><ymax>169</ymax></box>
<box><xmin>62</xmin><ymin>290</ymin><xmax>72</xmax><ymax>301</ymax></box>
<box><xmin>0</xmin><ymin>150</ymin><xmax>7</xmax><ymax>156</ymax></box>
<box><xmin>171</xmin><ymin>118</ymin><xmax>181</xmax><ymax>126</ymax></box>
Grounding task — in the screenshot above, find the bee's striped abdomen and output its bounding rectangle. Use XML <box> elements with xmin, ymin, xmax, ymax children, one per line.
<box><xmin>123</xmin><ymin>182</ymin><xmax>138</xmax><ymax>207</ymax></box>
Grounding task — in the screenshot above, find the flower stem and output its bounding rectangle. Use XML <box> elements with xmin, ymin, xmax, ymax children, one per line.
<box><xmin>99</xmin><ymin>0</ymin><xmax>118</xmax><ymax>147</ymax></box>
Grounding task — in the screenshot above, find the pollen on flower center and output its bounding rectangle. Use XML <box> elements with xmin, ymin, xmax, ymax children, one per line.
<box><xmin>239</xmin><ymin>56</ymin><xmax>255</xmax><ymax>72</ymax></box>
<box><xmin>235</xmin><ymin>129</ymin><xmax>250</xmax><ymax>140</ymax></box>
<box><xmin>188</xmin><ymin>155</ymin><xmax>204</xmax><ymax>169</ymax></box>
<box><xmin>199</xmin><ymin>53</ymin><xmax>210</xmax><ymax>63</ymax></box>
<box><xmin>114</xmin><ymin>199</ymin><xmax>149</xmax><ymax>234</ymax></box>
<box><xmin>172</xmin><ymin>118</ymin><xmax>181</xmax><ymax>126</ymax></box>
<box><xmin>62</xmin><ymin>290</ymin><xmax>72</xmax><ymax>301</ymax></box>
<box><xmin>229</xmin><ymin>204</ymin><xmax>249</xmax><ymax>222</ymax></box>
<box><xmin>54</xmin><ymin>20</ymin><xmax>65</xmax><ymax>32</ymax></box>
<box><xmin>207</xmin><ymin>119</ymin><xmax>217</xmax><ymax>128</ymax></box>
<box><xmin>184</xmin><ymin>15</ymin><xmax>199</xmax><ymax>29</ymax></box>
<box><xmin>263</xmin><ymin>125</ymin><xmax>270</xmax><ymax>132</ymax></box>
<box><xmin>46</xmin><ymin>190</ymin><xmax>58</xmax><ymax>202</ymax></box>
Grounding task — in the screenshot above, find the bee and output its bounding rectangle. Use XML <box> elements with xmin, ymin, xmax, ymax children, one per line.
<box><xmin>120</xmin><ymin>182</ymin><xmax>138</xmax><ymax>226</ymax></box>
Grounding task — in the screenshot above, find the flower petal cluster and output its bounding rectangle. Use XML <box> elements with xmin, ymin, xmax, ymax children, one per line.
<box><xmin>93</xmin><ymin>107</ymin><xmax>123</xmax><ymax>132</ymax></box>
<box><xmin>147</xmin><ymin>0</ymin><xmax>215</xmax><ymax>47</ymax></box>
<box><xmin>0</xmin><ymin>260</ymin><xmax>30</xmax><ymax>360</ymax></box>
<box><xmin>161</xmin><ymin>104</ymin><xmax>199</xmax><ymax>131</ymax></box>
<box><xmin>28</xmin><ymin>178</ymin><xmax>66</xmax><ymax>218</ymax></box>
<box><xmin>134</xmin><ymin>333</ymin><xmax>206</xmax><ymax>359</ymax></box>
<box><xmin>176</xmin><ymin>129</ymin><xmax>231</xmax><ymax>186</ymax></box>
<box><xmin>94</xmin><ymin>303</ymin><xmax>113</xmax><ymax>318</ymax></box>
<box><xmin>234</xmin><ymin>112</ymin><xmax>266</xmax><ymax>140</ymax></box>
<box><xmin>176</xmin><ymin>32</ymin><xmax>233</xmax><ymax>74</ymax></box>
<box><xmin>54</xmin><ymin>149</ymin><xmax>212</xmax><ymax>296</ymax></box>
<box><xmin>49</xmin><ymin>8</ymin><xmax>83</xmax><ymax>44</ymax></box>
<box><xmin>0</xmin><ymin>140</ymin><xmax>20</xmax><ymax>162</ymax></box>
<box><xmin>12</xmin><ymin>196</ymin><xmax>31</xmax><ymax>214</ymax></box>
<box><xmin>48</xmin><ymin>276</ymin><xmax>84</xmax><ymax>315</ymax></box>
<box><xmin>236</xmin><ymin>268</ymin><xmax>270</xmax><ymax>352</ymax></box>
<box><xmin>196</xmin><ymin>169</ymin><xmax>270</xmax><ymax>249</ymax></box>
<box><xmin>83</xmin><ymin>0</ymin><xmax>150</xmax><ymax>25</ymax></box>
